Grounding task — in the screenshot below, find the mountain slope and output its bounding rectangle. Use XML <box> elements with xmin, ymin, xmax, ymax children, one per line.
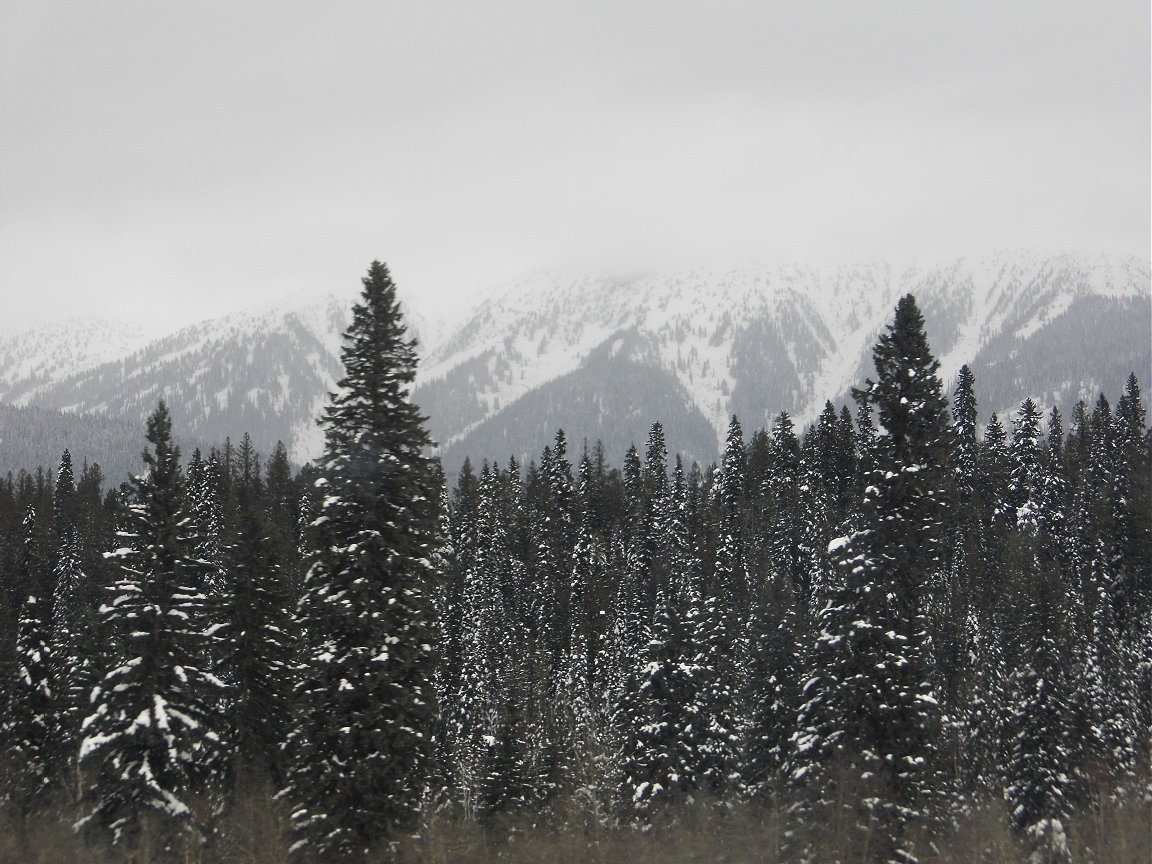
<box><xmin>2</xmin><ymin>294</ymin><xmax>352</xmax><ymax>467</ymax></box>
<box><xmin>417</xmin><ymin>252</ymin><xmax>1150</xmax><ymax>467</ymax></box>
<box><xmin>0</xmin><ymin>319</ymin><xmax>150</xmax><ymax>406</ymax></box>
<box><xmin>0</xmin><ymin>251</ymin><xmax>1147</xmax><ymax>479</ymax></box>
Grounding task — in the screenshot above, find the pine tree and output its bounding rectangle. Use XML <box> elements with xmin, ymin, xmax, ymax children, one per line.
<box><xmin>78</xmin><ymin>402</ymin><xmax>227</xmax><ymax>854</ymax></box>
<box><xmin>950</xmin><ymin>365</ymin><xmax>978</xmax><ymax>502</ymax></box>
<box><xmin>696</xmin><ymin>415</ymin><xmax>746</xmax><ymax>800</ymax></box>
<box><xmin>219</xmin><ymin>495</ymin><xmax>294</xmax><ymax>787</ymax></box>
<box><xmin>186</xmin><ymin>449</ymin><xmax>226</xmax><ymax>595</ymax></box>
<box><xmin>1003</xmin><ymin>398</ymin><xmax>1045</xmax><ymax>532</ymax></box>
<box><xmin>980</xmin><ymin>413</ymin><xmax>1012</xmax><ymax>531</ymax></box>
<box><xmin>283</xmin><ymin>262</ymin><xmax>440</xmax><ymax>858</ymax></box>
<box><xmin>49</xmin><ymin>450</ymin><xmax>99</xmax><ymax>804</ymax></box>
<box><xmin>1112</xmin><ymin>375</ymin><xmax>1150</xmax><ymax>637</ymax></box>
<box><xmin>7</xmin><ymin>566</ymin><xmax>54</xmax><ymax>815</ymax></box>
<box><xmin>625</xmin><ymin>583</ymin><xmax>701</xmax><ymax>820</ymax></box>
<box><xmin>556</xmin><ymin>453</ymin><xmax>612</xmax><ymax>822</ymax></box>
<box><xmin>766</xmin><ymin>412</ymin><xmax>803</xmax><ymax>592</ymax></box>
<box><xmin>263</xmin><ymin>440</ymin><xmax>298</xmax><ymax>564</ymax></box>
<box><xmin>1005</xmin><ymin>558</ymin><xmax>1074</xmax><ymax>864</ymax></box>
<box><xmin>791</xmin><ymin>295</ymin><xmax>949</xmax><ymax>863</ymax></box>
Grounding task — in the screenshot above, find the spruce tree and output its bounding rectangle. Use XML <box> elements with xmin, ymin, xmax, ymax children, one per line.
<box><xmin>792</xmin><ymin>295</ymin><xmax>949</xmax><ymax>863</ymax></box>
<box><xmin>78</xmin><ymin>402</ymin><xmax>227</xmax><ymax>854</ymax></box>
<box><xmin>283</xmin><ymin>262</ymin><xmax>440</xmax><ymax>858</ymax></box>
<box><xmin>220</xmin><ymin>496</ymin><xmax>294</xmax><ymax>786</ymax></box>
<box><xmin>1005</xmin><ymin>558</ymin><xmax>1074</xmax><ymax>864</ymax></box>
<box><xmin>950</xmin><ymin>365</ymin><xmax>978</xmax><ymax>502</ymax></box>
<box><xmin>49</xmin><ymin>450</ymin><xmax>98</xmax><ymax>804</ymax></box>
<box><xmin>696</xmin><ymin>415</ymin><xmax>746</xmax><ymax>800</ymax></box>
<box><xmin>557</xmin><ymin>453</ymin><xmax>612</xmax><ymax>821</ymax></box>
<box><xmin>766</xmin><ymin>412</ymin><xmax>803</xmax><ymax>593</ymax></box>
<box><xmin>8</xmin><ymin>582</ymin><xmax>54</xmax><ymax>815</ymax></box>
<box><xmin>1003</xmin><ymin>398</ymin><xmax>1045</xmax><ymax>532</ymax></box>
<box><xmin>625</xmin><ymin>583</ymin><xmax>701</xmax><ymax>820</ymax></box>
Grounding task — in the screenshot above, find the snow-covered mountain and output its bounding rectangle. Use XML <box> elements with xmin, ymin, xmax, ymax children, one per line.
<box><xmin>0</xmin><ymin>293</ymin><xmax>353</xmax><ymax>477</ymax></box>
<box><xmin>0</xmin><ymin>318</ymin><xmax>151</xmax><ymax>406</ymax></box>
<box><xmin>415</xmin><ymin>251</ymin><xmax>1150</xmax><ymax>469</ymax></box>
<box><xmin>0</xmin><ymin>251</ymin><xmax>1147</xmax><ymax>481</ymax></box>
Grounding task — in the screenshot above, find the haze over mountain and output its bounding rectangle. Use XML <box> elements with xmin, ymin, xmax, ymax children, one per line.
<box><xmin>0</xmin><ymin>250</ymin><xmax>1147</xmax><ymax>482</ymax></box>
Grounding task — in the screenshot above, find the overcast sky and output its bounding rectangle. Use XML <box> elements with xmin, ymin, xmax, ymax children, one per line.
<box><xmin>2</xmin><ymin>2</ymin><xmax>1148</xmax><ymax>330</ymax></box>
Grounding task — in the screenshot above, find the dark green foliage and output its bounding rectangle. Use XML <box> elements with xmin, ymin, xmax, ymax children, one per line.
<box><xmin>792</xmin><ymin>295</ymin><xmax>950</xmax><ymax>863</ymax></box>
<box><xmin>8</xmin><ymin>588</ymin><xmax>54</xmax><ymax>813</ymax></box>
<box><xmin>78</xmin><ymin>402</ymin><xmax>227</xmax><ymax>853</ymax></box>
<box><xmin>283</xmin><ymin>262</ymin><xmax>440</xmax><ymax>858</ymax></box>
<box><xmin>1005</xmin><ymin>559</ymin><xmax>1074</xmax><ymax>863</ymax></box>
<box><xmin>0</xmin><ymin>286</ymin><xmax>1147</xmax><ymax>863</ymax></box>
<box><xmin>220</xmin><ymin>499</ymin><xmax>294</xmax><ymax>784</ymax></box>
<box><xmin>48</xmin><ymin>450</ymin><xmax>100</xmax><ymax>804</ymax></box>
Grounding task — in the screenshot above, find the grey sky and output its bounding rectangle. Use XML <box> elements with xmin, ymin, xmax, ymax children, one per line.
<box><xmin>2</xmin><ymin>1</ymin><xmax>1148</xmax><ymax>330</ymax></box>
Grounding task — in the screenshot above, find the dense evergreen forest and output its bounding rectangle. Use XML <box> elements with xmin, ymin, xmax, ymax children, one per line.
<box><xmin>0</xmin><ymin>264</ymin><xmax>1148</xmax><ymax>864</ymax></box>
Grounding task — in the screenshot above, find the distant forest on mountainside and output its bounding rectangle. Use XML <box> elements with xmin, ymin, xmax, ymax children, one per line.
<box><xmin>2</xmin><ymin>253</ymin><xmax>1148</xmax><ymax>486</ymax></box>
<box><xmin>0</xmin><ymin>268</ymin><xmax>1148</xmax><ymax>863</ymax></box>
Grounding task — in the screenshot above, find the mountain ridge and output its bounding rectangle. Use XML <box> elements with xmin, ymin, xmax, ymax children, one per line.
<box><xmin>0</xmin><ymin>250</ymin><xmax>1147</xmax><ymax>480</ymax></box>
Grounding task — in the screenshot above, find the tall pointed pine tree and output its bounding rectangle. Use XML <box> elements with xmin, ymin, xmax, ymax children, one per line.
<box><xmin>283</xmin><ymin>261</ymin><xmax>440</xmax><ymax>858</ymax></box>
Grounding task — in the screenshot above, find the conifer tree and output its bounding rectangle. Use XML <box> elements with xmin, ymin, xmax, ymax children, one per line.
<box><xmin>625</xmin><ymin>580</ymin><xmax>701</xmax><ymax>820</ymax></box>
<box><xmin>186</xmin><ymin>449</ymin><xmax>226</xmax><ymax>595</ymax></box>
<box><xmin>1003</xmin><ymin>398</ymin><xmax>1045</xmax><ymax>532</ymax></box>
<box><xmin>696</xmin><ymin>415</ymin><xmax>746</xmax><ymax>800</ymax></box>
<box><xmin>792</xmin><ymin>295</ymin><xmax>949</xmax><ymax>863</ymax></box>
<box><xmin>78</xmin><ymin>402</ymin><xmax>227</xmax><ymax>854</ymax></box>
<box><xmin>49</xmin><ymin>450</ymin><xmax>98</xmax><ymax>803</ymax></box>
<box><xmin>263</xmin><ymin>440</ymin><xmax>298</xmax><ymax>563</ymax></box>
<box><xmin>1005</xmin><ymin>559</ymin><xmax>1074</xmax><ymax>864</ymax></box>
<box><xmin>980</xmin><ymin>413</ymin><xmax>1012</xmax><ymax>530</ymax></box>
<box><xmin>283</xmin><ymin>262</ymin><xmax>440</xmax><ymax>858</ymax></box>
<box><xmin>219</xmin><ymin>495</ymin><xmax>294</xmax><ymax>786</ymax></box>
<box><xmin>8</xmin><ymin>579</ymin><xmax>53</xmax><ymax>814</ymax></box>
<box><xmin>1112</xmin><ymin>375</ymin><xmax>1150</xmax><ymax>636</ymax></box>
<box><xmin>766</xmin><ymin>412</ymin><xmax>803</xmax><ymax>592</ymax></box>
<box><xmin>950</xmin><ymin>365</ymin><xmax>978</xmax><ymax>502</ymax></box>
<box><xmin>556</xmin><ymin>453</ymin><xmax>612</xmax><ymax>820</ymax></box>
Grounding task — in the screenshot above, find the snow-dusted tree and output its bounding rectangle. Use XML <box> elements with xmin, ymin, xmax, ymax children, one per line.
<box><xmin>1111</xmin><ymin>374</ymin><xmax>1150</xmax><ymax>638</ymax></box>
<box><xmin>1001</xmin><ymin>398</ymin><xmax>1045</xmax><ymax>532</ymax></box>
<box><xmin>49</xmin><ymin>450</ymin><xmax>100</xmax><ymax>803</ymax></box>
<box><xmin>1005</xmin><ymin>558</ymin><xmax>1074</xmax><ymax>864</ymax></box>
<box><xmin>937</xmin><ymin>368</ymin><xmax>982</xmax><ymax>735</ymax></box>
<box><xmin>432</xmin><ymin>459</ymin><xmax>478</xmax><ymax>800</ymax></box>
<box><xmin>950</xmin><ymin>365</ymin><xmax>978</xmax><ymax>501</ymax></box>
<box><xmin>523</xmin><ymin>432</ymin><xmax>577</xmax><ymax>810</ymax></box>
<box><xmin>695</xmin><ymin>415</ymin><xmax>746</xmax><ymax>800</ymax></box>
<box><xmin>765</xmin><ymin>411</ymin><xmax>803</xmax><ymax>591</ymax></box>
<box><xmin>453</xmin><ymin>463</ymin><xmax>536</xmax><ymax>825</ymax></box>
<box><xmin>791</xmin><ymin>295</ymin><xmax>949</xmax><ymax>863</ymax></box>
<box><xmin>219</xmin><ymin>496</ymin><xmax>294</xmax><ymax>786</ymax></box>
<box><xmin>186</xmin><ymin>449</ymin><xmax>226</xmax><ymax>595</ymax></box>
<box><xmin>980</xmin><ymin>413</ymin><xmax>1012</xmax><ymax>532</ymax></box>
<box><xmin>954</xmin><ymin>606</ymin><xmax>1008</xmax><ymax>812</ymax></box>
<box><xmin>283</xmin><ymin>262</ymin><xmax>440</xmax><ymax>858</ymax></box>
<box><xmin>78</xmin><ymin>401</ymin><xmax>227</xmax><ymax>855</ymax></box>
<box><xmin>554</xmin><ymin>453</ymin><xmax>614</xmax><ymax>822</ymax></box>
<box><xmin>7</xmin><ymin>556</ymin><xmax>54</xmax><ymax>814</ymax></box>
<box><xmin>624</xmin><ymin>580</ymin><xmax>701</xmax><ymax>820</ymax></box>
<box><xmin>798</xmin><ymin>417</ymin><xmax>838</xmax><ymax>616</ymax></box>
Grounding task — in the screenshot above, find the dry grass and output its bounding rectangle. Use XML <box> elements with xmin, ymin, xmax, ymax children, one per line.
<box><xmin>0</xmin><ymin>792</ymin><xmax>1147</xmax><ymax>864</ymax></box>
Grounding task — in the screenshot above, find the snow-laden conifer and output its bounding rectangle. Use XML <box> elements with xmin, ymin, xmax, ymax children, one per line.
<box><xmin>282</xmin><ymin>262</ymin><xmax>439</xmax><ymax>858</ymax></box>
<box><xmin>791</xmin><ymin>295</ymin><xmax>949</xmax><ymax>863</ymax></box>
<box><xmin>78</xmin><ymin>401</ymin><xmax>227</xmax><ymax>855</ymax></box>
<box><xmin>49</xmin><ymin>450</ymin><xmax>100</xmax><ymax>804</ymax></box>
<box><xmin>7</xmin><ymin>575</ymin><xmax>54</xmax><ymax>814</ymax></box>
